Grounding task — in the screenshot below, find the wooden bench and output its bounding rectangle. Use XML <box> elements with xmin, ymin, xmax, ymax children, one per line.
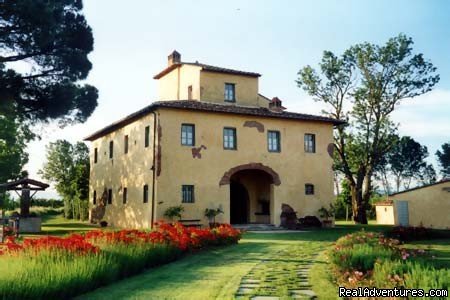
<box><xmin>179</xmin><ymin>219</ymin><xmax>202</xmax><ymax>228</ymax></box>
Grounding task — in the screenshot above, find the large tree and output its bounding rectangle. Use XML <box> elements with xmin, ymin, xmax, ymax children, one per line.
<box><xmin>0</xmin><ymin>0</ymin><xmax>98</xmax><ymax>125</ymax></box>
<box><xmin>40</xmin><ymin>140</ymin><xmax>90</xmax><ymax>219</ymax></box>
<box><xmin>436</xmin><ymin>142</ymin><xmax>450</xmax><ymax>178</ymax></box>
<box><xmin>0</xmin><ymin>101</ymin><xmax>34</xmax><ymax>183</ymax></box>
<box><xmin>386</xmin><ymin>136</ymin><xmax>435</xmax><ymax>192</ymax></box>
<box><xmin>297</xmin><ymin>34</ymin><xmax>439</xmax><ymax>223</ymax></box>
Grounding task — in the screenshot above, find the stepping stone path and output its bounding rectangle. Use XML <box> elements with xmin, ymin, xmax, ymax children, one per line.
<box><xmin>234</xmin><ymin>243</ymin><xmax>322</xmax><ymax>299</ymax></box>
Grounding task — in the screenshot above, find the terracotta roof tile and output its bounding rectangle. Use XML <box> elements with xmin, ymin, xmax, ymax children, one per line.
<box><xmin>153</xmin><ymin>62</ymin><xmax>261</xmax><ymax>79</ymax></box>
<box><xmin>84</xmin><ymin>100</ymin><xmax>345</xmax><ymax>141</ymax></box>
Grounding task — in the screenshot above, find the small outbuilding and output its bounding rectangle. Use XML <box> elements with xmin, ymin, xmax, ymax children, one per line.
<box><xmin>374</xmin><ymin>201</ymin><xmax>395</xmax><ymax>225</ymax></box>
<box><xmin>376</xmin><ymin>179</ymin><xmax>450</xmax><ymax>229</ymax></box>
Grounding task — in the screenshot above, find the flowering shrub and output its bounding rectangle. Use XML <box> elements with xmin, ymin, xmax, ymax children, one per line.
<box><xmin>0</xmin><ymin>222</ymin><xmax>241</xmax><ymax>299</ymax></box>
<box><xmin>329</xmin><ymin>231</ymin><xmax>449</xmax><ymax>292</ymax></box>
<box><xmin>0</xmin><ymin>222</ymin><xmax>241</xmax><ymax>256</ymax></box>
<box><xmin>386</xmin><ymin>225</ymin><xmax>431</xmax><ymax>241</ymax></box>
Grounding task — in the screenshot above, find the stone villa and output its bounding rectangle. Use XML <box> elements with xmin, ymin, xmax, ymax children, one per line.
<box><xmin>85</xmin><ymin>51</ymin><xmax>343</xmax><ymax>228</ymax></box>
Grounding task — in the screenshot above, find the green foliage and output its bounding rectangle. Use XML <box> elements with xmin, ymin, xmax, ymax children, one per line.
<box><xmin>0</xmin><ymin>101</ymin><xmax>34</xmax><ymax>183</ymax></box>
<box><xmin>381</xmin><ymin>136</ymin><xmax>435</xmax><ymax>192</ymax></box>
<box><xmin>331</xmin><ymin>243</ymin><xmax>394</xmax><ymax>272</ymax></box>
<box><xmin>334</xmin><ymin>180</ymin><xmax>352</xmax><ymax>219</ymax></box>
<box><xmin>0</xmin><ymin>192</ymin><xmax>18</xmax><ymax>211</ymax></box>
<box><xmin>318</xmin><ymin>204</ymin><xmax>335</xmax><ymax>220</ymax></box>
<box><xmin>373</xmin><ymin>260</ymin><xmax>450</xmax><ymax>293</ymax></box>
<box><xmin>0</xmin><ymin>0</ymin><xmax>98</xmax><ymax>125</ymax></box>
<box><xmin>331</xmin><ymin>231</ymin><xmax>449</xmax><ymax>295</ymax></box>
<box><xmin>204</xmin><ymin>208</ymin><xmax>223</xmax><ymax>223</ymax></box>
<box><xmin>163</xmin><ymin>205</ymin><xmax>184</xmax><ymax>220</ymax></box>
<box><xmin>436</xmin><ymin>142</ymin><xmax>450</xmax><ymax>178</ymax></box>
<box><xmin>297</xmin><ymin>34</ymin><xmax>439</xmax><ymax>223</ymax></box>
<box><xmin>39</xmin><ymin>140</ymin><xmax>89</xmax><ymax>220</ymax></box>
<box><xmin>0</xmin><ymin>244</ymin><xmax>181</xmax><ymax>300</ymax></box>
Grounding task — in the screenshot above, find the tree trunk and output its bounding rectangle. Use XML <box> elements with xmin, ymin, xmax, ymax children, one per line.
<box><xmin>350</xmin><ymin>184</ymin><xmax>368</xmax><ymax>224</ymax></box>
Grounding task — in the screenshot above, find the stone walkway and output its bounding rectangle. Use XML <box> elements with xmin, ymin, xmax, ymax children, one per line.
<box><xmin>234</xmin><ymin>244</ymin><xmax>322</xmax><ymax>299</ymax></box>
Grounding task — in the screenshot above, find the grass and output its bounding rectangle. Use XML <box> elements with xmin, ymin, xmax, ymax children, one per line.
<box><xmin>11</xmin><ymin>217</ymin><xmax>450</xmax><ymax>299</ymax></box>
<box><xmin>76</xmin><ymin>225</ymin><xmax>390</xmax><ymax>299</ymax></box>
<box><xmin>21</xmin><ymin>214</ymin><xmax>98</xmax><ymax>237</ymax></box>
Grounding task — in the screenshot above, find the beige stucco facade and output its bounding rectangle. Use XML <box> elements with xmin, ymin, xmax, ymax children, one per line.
<box><xmin>87</xmin><ymin>52</ymin><xmax>338</xmax><ymax>228</ymax></box>
<box><xmin>375</xmin><ymin>204</ymin><xmax>395</xmax><ymax>225</ymax></box>
<box><xmin>388</xmin><ymin>181</ymin><xmax>450</xmax><ymax>230</ymax></box>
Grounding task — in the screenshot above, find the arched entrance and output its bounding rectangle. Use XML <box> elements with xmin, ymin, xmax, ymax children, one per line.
<box><xmin>221</xmin><ymin>163</ymin><xmax>280</xmax><ymax>225</ymax></box>
<box><xmin>230</xmin><ymin>181</ymin><xmax>249</xmax><ymax>224</ymax></box>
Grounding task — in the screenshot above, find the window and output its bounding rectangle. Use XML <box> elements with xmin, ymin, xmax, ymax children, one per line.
<box><xmin>304</xmin><ymin>134</ymin><xmax>316</xmax><ymax>153</ymax></box>
<box><xmin>181</xmin><ymin>124</ymin><xmax>195</xmax><ymax>146</ymax></box>
<box><xmin>188</xmin><ymin>85</ymin><xmax>193</xmax><ymax>100</ymax></box>
<box><xmin>305</xmin><ymin>184</ymin><xmax>314</xmax><ymax>195</ymax></box>
<box><xmin>123</xmin><ymin>187</ymin><xmax>127</xmax><ymax>204</ymax></box>
<box><xmin>182</xmin><ymin>185</ymin><xmax>194</xmax><ymax>203</ymax></box>
<box><xmin>223</xmin><ymin>127</ymin><xmax>237</xmax><ymax>150</ymax></box>
<box><xmin>93</xmin><ymin>190</ymin><xmax>97</xmax><ymax>205</ymax></box>
<box><xmin>143</xmin><ymin>184</ymin><xmax>149</xmax><ymax>203</ymax></box>
<box><xmin>268</xmin><ymin>131</ymin><xmax>281</xmax><ymax>152</ymax></box>
<box><xmin>224</xmin><ymin>83</ymin><xmax>235</xmax><ymax>102</ymax></box>
<box><xmin>145</xmin><ymin>126</ymin><xmax>150</xmax><ymax>148</ymax></box>
<box><xmin>108</xmin><ymin>188</ymin><xmax>112</xmax><ymax>204</ymax></box>
<box><xmin>109</xmin><ymin>141</ymin><xmax>114</xmax><ymax>159</ymax></box>
<box><xmin>94</xmin><ymin>148</ymin><xmax>98</xmax><ymax>163</ymax></box>
<box><xmin>124</xmin><ymin>135</ymin><xmax>129</xmax><ymax>154</ymax></box>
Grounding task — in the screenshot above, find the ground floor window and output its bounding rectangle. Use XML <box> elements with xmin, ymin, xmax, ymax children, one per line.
<box><xmin>182</xmin><ymin>185</ymin><xmax>195</xmax><ymax>203</ymax></box>
<box><xmin>305</xmin><ymin>184</ymin><xmax>314</xmax><ymax>195</ymax></box>
<box><xmin>143</xmin><ymin>185</ymin><xmax>149</xmax><ymax>203</ymax></box>
<box><xmin>123</xmin><ymin>187</ymin><xmax>127</xmax><ymax>204</ymax></box>
<box><xmin>108</xmin><ymin>189</ymin><xmax>112</xmax><ymax>204</ymax></box>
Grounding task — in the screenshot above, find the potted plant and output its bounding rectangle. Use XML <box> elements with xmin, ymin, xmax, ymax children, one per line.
<box><xmin>318</xmin><ymin>204</ymin><xmax>335</xmax><ymax>228</ymax></box>
<box><xmin>204</xmin><ymin>208</ymin><xmax>223</xmax><ymax>228</ymax></box>
<box><xmin>164</xmin><ymin>205</ymin><xmax>184</xmax><ymax>221</ymax></box>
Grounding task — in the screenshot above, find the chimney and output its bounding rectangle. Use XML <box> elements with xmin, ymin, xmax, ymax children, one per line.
<box><xmin>269</xmin><ymin>97</ymin><xmax>286</xmax><ymax>112</ymax></box>
<box><xmin>168</xmin><ymin>50</ymin><xmax>181</xmax><ymax>66</ymax></box>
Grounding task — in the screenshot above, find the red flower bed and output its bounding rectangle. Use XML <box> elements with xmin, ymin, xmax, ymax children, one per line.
<box><xmin>0</xmin><ymin>222</ymin><xmax>241</xmax><ymax>256</ymax></box>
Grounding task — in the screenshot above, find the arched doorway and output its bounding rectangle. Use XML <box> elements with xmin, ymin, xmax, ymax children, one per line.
<box><xmin>225</xmin><ymin>166</ymin><xmax>278</xmax><ymax>224</ymax></box>
<box><xmin>230</xmin><ymin>181</ymin><xmax>250</xmax><ymax>224</ymax></box>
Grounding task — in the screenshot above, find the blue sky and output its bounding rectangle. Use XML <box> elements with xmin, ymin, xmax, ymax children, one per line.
<box><xmin>26</xmin><ymin>0</ymin><xmax>450</xmax><ymax>198</ymax></box>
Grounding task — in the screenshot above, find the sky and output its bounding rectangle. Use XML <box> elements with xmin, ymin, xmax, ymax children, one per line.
<box><xmin>25</xmin><ymin>0</ymin><xmax>450</xmax><ymax>198</ymax></box>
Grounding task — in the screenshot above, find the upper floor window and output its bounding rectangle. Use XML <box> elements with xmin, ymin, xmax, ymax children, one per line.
<box><xmin>305</xmin><ymin>184</ymin><xmax>315</xmax><ymax>195</ymax></box>
<box><xmin>182</xmin><ymin>185</ymin><xmax>195</xmax><ymax>203</ymax></box>
<box><xmin>304</xmin><ymin>134</ymin><xmax>316</xmax><ymax>153</ymax></box>
<box><xmin>123</xmin><ymin>187</ymin><xmax>128</xmax><ymax>204</ymax></box>
<box><xmin>109</xmin><ymin>141</ymin><xmax>114</xmax><ymax>159</ymax></box>
<box><xmin>143</xmin><ymin>184</ymin><xmax>149</xmax><ymax>203</ymax></box>
<box><xmin>93</xmin><ymin>190</ymin><xmax>97</xmax><ymax>205</ymax></box>
<box><xmin>223</xmin><ymin>127</ymin><xmax>237</xmax><ymax>150</ymax></box>
<box><xmin>145</xmin><ymin>126</ymin><xmax>150</xmax><ymax>148</ymax></box>
<box><xmin>224</xmin><ymin>83</ymin><xmax>235</xmax><ymax>102</ymax></box>
<box><xmin>94</xmin><ymin>148</ymin><xmax>98</xmax><ymax>163</ymax></box>
<box><xmin>124</xmin><ymin>135</ymin><xmax>129</xmax><ymax>154</ymax></box>
<box><xmin>107</xmin><ymin>188</ymin><xmax>113</xmax><ymax>204</ymax></box>
<box><xmin>268</xmin><ymin>130</ymin><xmax>281</xmax><ymax>152</ymax></box>
<box><xmin>188</xmin><ymin>85</ymin><xmax>193</xmax><ymax>100</ymax></box>
<box><xmin>181</xmin><ymin>124</ymin><xmax>195</xmax><ymax>146</ymax></box>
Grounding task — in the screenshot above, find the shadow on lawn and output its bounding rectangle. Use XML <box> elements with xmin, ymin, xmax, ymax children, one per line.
<box><xmin>242</xmin><ymin>225</ymin><xmax>392</xmax><ymax>242</ymax></box>
<box><xmin>76</xmin><ymin>241</ymin><xmax>278</xmax><ymax>299</ymax></box>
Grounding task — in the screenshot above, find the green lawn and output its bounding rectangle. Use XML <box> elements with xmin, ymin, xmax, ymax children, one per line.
<box><xmin>21</xmin><ymin>215</ymin><xmax>98</xmax><ymax>238</ymax></box>
<box><xmin>76</xmin><ymin>225</ymin><xmax>390</xmax><ymax>300</ymax></box>
<box><xmin>18</xmin><ymin>217</ymin><xmax>450</xmax><ymax>299</ymax></box>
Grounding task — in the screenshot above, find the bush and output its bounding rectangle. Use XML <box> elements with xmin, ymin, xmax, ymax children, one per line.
<box><xmin>386</xmin><ymin>226</ymin><xmax>432</xmax><ymax>241</ymax></box>
<box><xmin>330</xmin><ymin>231</ymin><xmax>448</xmax><ymax>294</ymax></box>
<box><xmin>331</xmin><ymin>243</ymin><xmax>395</xmax><ymax>273</ymax></box>
<box><xmin>0</xmin><ymin>222</ymin><xmax>241</xmax><ymax>299</ymax></box>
